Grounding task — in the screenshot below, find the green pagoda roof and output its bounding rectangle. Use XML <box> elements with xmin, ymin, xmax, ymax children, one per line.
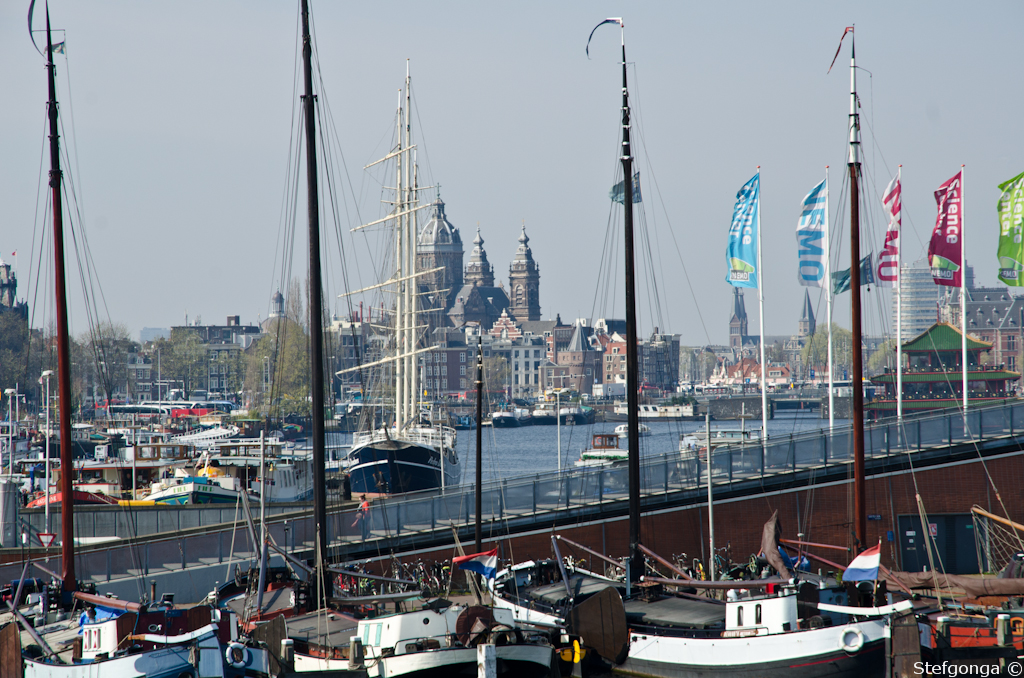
<box><xmin>901</xmin><ymin>322</ymin><xmax>991</xmax><ymax>353</ymax></box>
<box><xmin>871</xmin><ymin>370</ymin><xmax>1020</xmax><ymax>384</ymax></box>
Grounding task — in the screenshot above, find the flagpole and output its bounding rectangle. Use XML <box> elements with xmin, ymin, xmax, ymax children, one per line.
<box><xmin>896</xmin><ymin>166</ymin><xmax>903</xmax><ymax>424</ymax></box>
<box><xmin>825</xmin><ymin>167</ymin><xmax>834</xmax><ymax>432</ymax></box>
<box><xmin>756</xmin><ymin>167</ymin><xmax>768</xmax><ymax>444</ymax></box>
<box><xmin>961</xmin><ymin>164</ymin><xmax>968</xmax><ymax>434</ymax></box>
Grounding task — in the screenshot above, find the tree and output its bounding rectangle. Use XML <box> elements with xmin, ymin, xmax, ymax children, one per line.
<box><xmin>801</xmin><ymin>324</ymin><xmax>853</xmax><ymax>378</ymax></box>
<box><xmin>766</xmin><ymin>341</ymin><xmax>785</xmax><ymax>363</ymax></box>
<box><xmin>867</xmin><ymin>339</ymin><xmax>898</xmax><ymax>376</ymax></box>
<box><xmin>81</xmin><ymin>321</ymin><xmax>136</xmax><ymax>403</ymax></box>
<box><xmin>244</xmin><ymin>316</ymin><xmax>311</xmax><ymax>417</ymax></box>
<box><xmin>158</xmin><ymin>329</ymin><xmax>207</xmax><ymax>397</ymax></box>
<box><xmin>0</xmin><ymin>312</ymin><xmax>38</xmax><ymax>410</ymax></box>
<box><xmin>482</xmin><ymin>355</ymin><xmax>510</xmax><ymax>398</ymax></box>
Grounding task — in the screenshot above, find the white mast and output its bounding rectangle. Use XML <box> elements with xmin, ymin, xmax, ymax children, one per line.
<box><xmin>896</xmin><ymin>166</ymin><xmax>903</xmax><ymax>423</ymax></box>
<box><xmin>824</xmin><ymin>167</ymin><xmax>835</xmax><ymax>431</ymax></box>
<box><xmin>961</xmin><ymin>165</ymin><xmax>968</xmax><ymax>430</ymax></box>
<box><xmin>756</xmin><ymin>167</ymin><xmax>768</xmax><ymax>442</ymax></box>
<box><xmin>394</xmin><ymin>88</ymin><xmax>405</xmax><ymax>430</ymax></box>
<box><xmin>405</xmin><ymin>61</ymin><xmax>415</xmax><ymax>428</ymax></box>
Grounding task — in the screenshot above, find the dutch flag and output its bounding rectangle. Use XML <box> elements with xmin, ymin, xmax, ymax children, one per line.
<box><xmin>453</xmin><ymin>548</ymin><xmax>498</xmax><ymax>580</ymax></box>
<box><xmin>843</xmin><ymin>543</ymin><xmax>881</xmax><ymax>582</ymax></box>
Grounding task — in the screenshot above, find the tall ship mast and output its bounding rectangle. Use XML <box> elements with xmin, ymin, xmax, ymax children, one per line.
<box><xmin>343</xmin><ymin>66</ymin><xmax>461</xmax><ymax>496</ymax></box>
<box><xmin>844</xmin><ymin>29</ymin><xmax>868</xmax><ymax>550</ymax></box>
<box><xmin>298</xmin><ymin>0</ymin><xmax>330</xmax><ymax>605</ymax></box>
<box><xmin>40</xmin><ymin>7</ymin><xmax>78</xmax><ymax>599</ymax></box>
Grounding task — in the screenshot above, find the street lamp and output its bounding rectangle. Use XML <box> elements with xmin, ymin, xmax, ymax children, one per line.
<box><xmin>3</xmin><ymin>388</ymin><xmax>15</xmax><ymax>476</ymax></box>
<box><xmin>41</xmin><ymin>371</ymin><xmax>54</xmax><ymax>532</ymax></box>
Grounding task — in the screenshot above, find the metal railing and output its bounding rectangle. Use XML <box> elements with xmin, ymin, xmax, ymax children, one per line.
<box><xmin>6</xmin><ymin>400</ymin><xmax>1021</xmax><ymax>590</ymax></box>
<box><xmin>343</xmin><ymin>399</ymin><xmax>1024</xmax><ymax>542</ymax></box>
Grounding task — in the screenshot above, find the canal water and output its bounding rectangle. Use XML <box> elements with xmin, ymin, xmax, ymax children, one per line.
<box><xmin>324</xmin><ymin>410</ymin><xmax>849</xmax><ymax>486</ymax></box>
<box><xmin>456</xmin><ymin>410</ymin><xmax>850</xmax><ymax>485</ymax></box>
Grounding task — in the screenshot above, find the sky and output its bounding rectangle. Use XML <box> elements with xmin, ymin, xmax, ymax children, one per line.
<box><xmin>2</xmin><ymin>1</ymin><xmax>1023</xmax><ymax>347</ymax></box>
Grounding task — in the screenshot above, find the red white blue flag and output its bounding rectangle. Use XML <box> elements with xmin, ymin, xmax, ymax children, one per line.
<box><xmin>453</xmin><ymin>548</ymin><xmax>498</xmax><ymax>579</ymax></box>
<box><xmin>843</xmin><ymin>543</ymin><xmax>881</xmax><ymax>581</ymax></box>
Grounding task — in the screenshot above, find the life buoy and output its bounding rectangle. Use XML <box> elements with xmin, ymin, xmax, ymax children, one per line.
<box><xmin>840</xmin><ymin>626</ymin><xmax>864</xmax><ymax>653</ymax></box>
<box><xmin>226</xmin><ymin>642</ymin><xmax>248</xmax><ymax>668</ymax></box>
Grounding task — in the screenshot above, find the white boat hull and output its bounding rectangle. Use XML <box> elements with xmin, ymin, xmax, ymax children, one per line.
<box><xmin>618</xmin><ymin>618</ymin><xmax>887</xmax><ymax>678</ymax></box>
<box><xmin>295</xmin><ymin>644</ymin><xmax>552</xmax><ymax>678</ymax></box>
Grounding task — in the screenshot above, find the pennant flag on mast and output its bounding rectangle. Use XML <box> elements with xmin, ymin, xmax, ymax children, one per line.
<box><xmin>453</xmin><ymin>548</ymin><xmax>498</xmax><ymax>579</ymax></box>
<box><xmin>726</xmin><ymin>173</ymin><xmax>760</xmax><ymax>289</ymax></box>
<box><xmin>832</xmin><ymin>254</ymin><xmax>875</xmax><ymax>294</ymax></box>
<box><xmin>796</xmin><ymin>179</ymin><xmax>827</xmax><ymax>287</ymax></box>
<box><xmin>877</xmin><ymin>173</ymin><xmax>902</xmax><ymax>286</ymax></box>
<box><xmin>610</xmin><ymin>172</ymin><xmax>642</xmax><ymax>204</ymax></box>
<box><xmin>929</xmin><ymin>171</ymin><xmax>964</xmax><ymax>287</ymax></box>
<box><xmin>997</xmin><ymin>170</ymin><xmax>1024</xmax><ymax>285</ymax></box>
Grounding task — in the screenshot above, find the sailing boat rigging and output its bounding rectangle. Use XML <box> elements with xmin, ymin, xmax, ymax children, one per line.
<box><xmin>342</xmin><ymin>65</ymin><xmax>461</xmax><ymax>497</ymax></box>
<box><xmin>491</xmin><ymin>21</ymin><xmax>909</xmax><ymax>678</ymax></box>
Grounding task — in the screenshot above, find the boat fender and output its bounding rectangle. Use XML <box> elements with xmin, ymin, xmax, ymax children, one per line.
<box><xmin>226</xmin><ymin>642</ymin><xmax>248</xmax><ymax>668</ymax></box>
<box><xmin>840</xmin><ymin>626</ymin><xmax>864</xmax><ymax>653</ymax></box>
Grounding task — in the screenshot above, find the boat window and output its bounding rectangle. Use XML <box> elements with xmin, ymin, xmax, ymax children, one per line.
<box><xmin>375</xmin><ymin>623</ymin><xmax>383</xmax><ymax>646</ymax></box>
<box><xmin>755</xmin><ymin>604</ymin><xmax>761</xmax><ymax>625</ymax></box>
<box><xmin>737</xmin><ymin>606</ymin><xmax>743</xmax><ymax>627</ymax></box>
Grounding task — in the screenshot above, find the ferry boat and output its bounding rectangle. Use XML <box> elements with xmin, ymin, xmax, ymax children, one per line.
<box><xmin>613</xmin><ymin>402</ymin><xmax>696</xmax><ymax>421</ymax></box>
<box><xmin>575</xmin><ymin>433</ymin><xmax>627</xmax><ymax>467</ymax></box>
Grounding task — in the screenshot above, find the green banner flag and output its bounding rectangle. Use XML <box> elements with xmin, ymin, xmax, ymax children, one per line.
<box><xmin>997</xmin><ymin>170</ymin><xmax>1024</xmax><ymax>285</ymax></box>
<box><xmin>832</xmin><ymin>253</ymin><xmax>875</xmax><ymax>294</ymax></box>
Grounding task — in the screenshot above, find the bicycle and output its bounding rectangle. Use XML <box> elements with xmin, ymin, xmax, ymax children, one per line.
<box><xmin>692</xmin><ymin>558</ymin><xmax>707</xmax><ymax>581</ymax></box>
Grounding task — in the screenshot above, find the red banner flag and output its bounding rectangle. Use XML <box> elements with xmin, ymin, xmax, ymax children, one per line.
<box><xmin>877</xmin><ymin>173</ymin><xmax>901</xmax><ymax>286</ymax></box>
<box><xmin>928</xmin><ymin>171</ymin><xmax>963</xmax><ymax>287</ymax></box>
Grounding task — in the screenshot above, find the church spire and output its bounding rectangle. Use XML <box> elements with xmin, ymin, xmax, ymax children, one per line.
<box><xmin>509</xmin><ymin>222</ymin><xmax>541</xmax><ymax>321</ymax></box>
<box><xmin>464</xmin><ymin>226</ymin><xmax>494</xmax><ymax>287</ymax></box>
<box><xmin>799</xmin><ymin>289</ymin><xmax>816</xmax><ymax>338</ymax></box>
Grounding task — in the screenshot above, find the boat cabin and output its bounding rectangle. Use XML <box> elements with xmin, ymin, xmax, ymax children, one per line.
<box><xmin>723</xmin><ymin>589</ymin><xmax>798</xmax><ymax>637</ymax></box>
<box><xmin>355</xmin><ymin>604</ymin><xmax>517</xmax><ymax>658</ymax></box>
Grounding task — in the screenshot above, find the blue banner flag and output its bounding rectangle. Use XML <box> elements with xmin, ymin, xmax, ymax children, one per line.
<box><xmin>610</xmin><ymin>172</ymin><xmax>642</xmax><ymax>204</ymax></box>
<box><xmin>726</xmin><ymin>173</ymin><xmax>760</xmax><ymax>288</ymax></box>
<box><xmin>797</xmin><ymin>179</ymin><xmax>827</xmax><ymax>287</ymax></box>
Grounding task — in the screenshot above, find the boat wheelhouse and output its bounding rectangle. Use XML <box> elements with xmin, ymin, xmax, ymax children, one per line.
<box><xmin>575</xmin><ymin>433</ymin><xmax>627</xmax><ymax>467</ymax></box>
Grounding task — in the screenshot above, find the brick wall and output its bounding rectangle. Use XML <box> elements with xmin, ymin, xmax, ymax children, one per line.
<box><xmin>382</xmin><ymin>452</ymin><xmax>1024</xmax><ymax>575</ymax></box>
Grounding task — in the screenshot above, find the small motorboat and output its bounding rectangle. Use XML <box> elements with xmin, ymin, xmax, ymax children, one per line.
<box><xmin>613</xmin><ymin>423</ymin><xmax>651</xmax><ymax>438</ymax></box>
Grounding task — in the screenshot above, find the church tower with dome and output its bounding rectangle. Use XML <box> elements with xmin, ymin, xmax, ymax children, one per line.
<box><xmin>508</xmin><ymin>225</ymin><xmax>541</xmax><ymax>321</ymax></box>
<box><xmin>416</xmin><ymin>198</ymin><xmax>464</xmax><ymax>316</ymax></box>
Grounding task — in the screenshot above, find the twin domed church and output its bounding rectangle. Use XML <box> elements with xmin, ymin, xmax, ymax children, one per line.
<box><xmin>416</xmin><ymin>198</ymin><xmax>540</xmax><ymax>331</ymax></box>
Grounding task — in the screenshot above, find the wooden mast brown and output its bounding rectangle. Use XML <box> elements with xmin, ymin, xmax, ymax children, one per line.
<box><xmin>44</xmin><ymin>9</ymin><xmax>76</xmax><ymax>595</ymax></box>
<box><xmin>846</xmin><ymin>36</ymin><xmax>867</xmax><ymax>550</ymax></box>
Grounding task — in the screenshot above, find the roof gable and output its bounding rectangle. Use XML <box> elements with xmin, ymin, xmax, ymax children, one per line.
<box><xmin>902</xmin><ymin>322</ymin><xmax>990</xmax><ymax>353</ymax></box>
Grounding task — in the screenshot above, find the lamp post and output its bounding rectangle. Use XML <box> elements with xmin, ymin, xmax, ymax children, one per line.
<box><xmin>41</xmin><ymin>371</ymin><xmax>54</xmax><ymax>532</ymax></box>
<box><xmin>3</xmin><ymin>388</ymin><xmax>15</xmax><ymax>476</ymax></box>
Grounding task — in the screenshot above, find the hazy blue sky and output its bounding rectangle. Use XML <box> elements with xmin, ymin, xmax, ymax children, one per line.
<box><xmin>2</xmin><ymin>1</ymin><xmax>1022</xmax><ymax>346</ymax></box>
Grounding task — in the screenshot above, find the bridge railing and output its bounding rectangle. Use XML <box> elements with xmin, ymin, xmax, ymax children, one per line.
<box><xmin>350</xmin><ymin>399</ymin><xmax>1024</xmax><ymax>540</ymax></box>
<box><xmin>7</xmin><ymin>400</ymin><xmax>1020</xmax><ymax>589</ymax></box>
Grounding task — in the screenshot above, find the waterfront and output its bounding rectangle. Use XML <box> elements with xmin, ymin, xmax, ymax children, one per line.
<box><xmin>457</xmin><ymin>410</ymin><xmax>850</xmax><ymax>483</ymax></box>
<box><xmin>325</xmin><ymin>411</ymin><xmax>849</xmax><ymax>486</ymax></box>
